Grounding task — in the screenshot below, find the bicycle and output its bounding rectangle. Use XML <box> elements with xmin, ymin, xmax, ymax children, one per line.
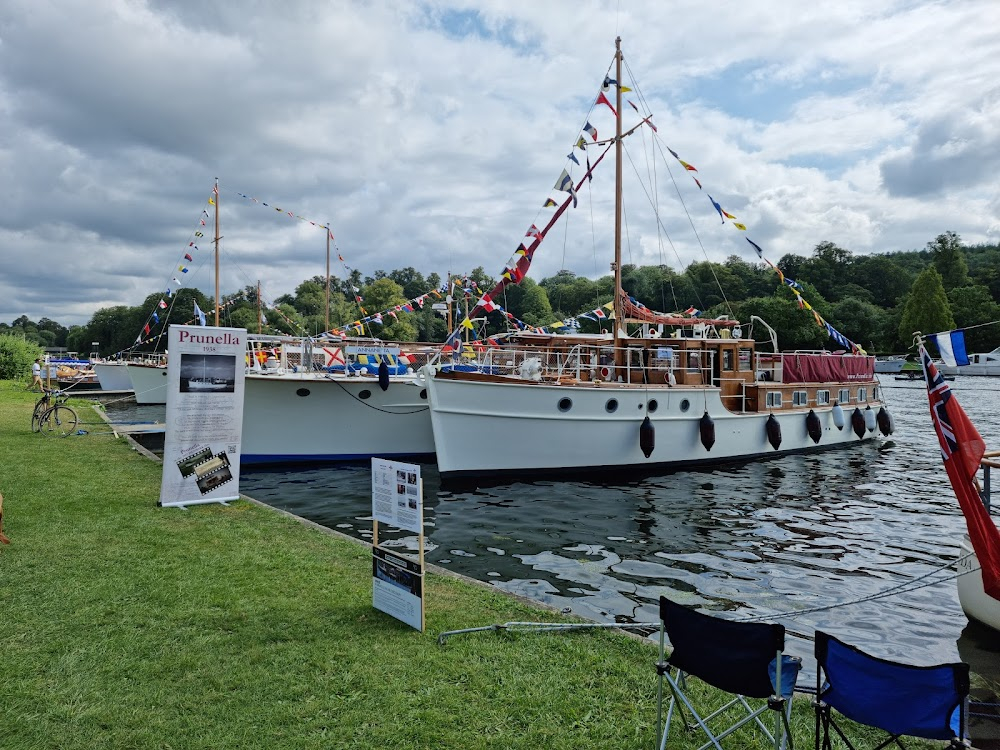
<box><xmin>31</xmin><ymin>389</ymin><xmax>79</xmax><ymax>437</ymax></box>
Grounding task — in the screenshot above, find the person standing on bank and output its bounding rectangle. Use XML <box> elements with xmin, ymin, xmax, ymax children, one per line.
<box><xmin>28</xmin><ymin>359</ymin><xmax>43</xmax><ymax>391</ymax></box>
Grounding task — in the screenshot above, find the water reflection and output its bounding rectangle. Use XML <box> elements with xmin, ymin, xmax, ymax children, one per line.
<box><xmin>241</xmin><ymin>377</ymin><xmax>999</xmax><ymax>675</ymax></box>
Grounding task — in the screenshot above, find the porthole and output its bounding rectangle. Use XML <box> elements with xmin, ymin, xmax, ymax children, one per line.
<box><xmin>647</xmin><ymin>399</ymin><xmax>658</xmax><ymax>413</ymax></box>
<box><xmin>420</xmin><ymin>389</ymin><xmax>428</xmax><ymax>400</ymax></box>
<box><xmin>295</xmin><ymin>388</ymin><xmax>310</xmax><ymax>397</ymax></box>
<box><xmin>558</xmin><ymin>397</ymin><xmax>573</xmax><ymax>412</ymax></box>
<box><xmin>359</xmin><ymin>389</ymin><xmax>372</xmax><ymax>400</ymax></box>
<box><xmin>679</xmin><ymin>399</ymin><xmax>690</xmax><ymax>412</ymax></box>
<box><xmin>605</xmin><ymin>399</ymin><xmax>618</xmax><ymax>413</ymax></box>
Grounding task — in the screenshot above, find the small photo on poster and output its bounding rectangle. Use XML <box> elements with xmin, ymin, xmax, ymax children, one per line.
<box><xmin>180</xmin><ymin>353</ymin><xmax>237</xmax><ymax>394</ymax></box>
<box><xmin>177</xmin><ymin>446</ymin><xmax>213</xmax><ymax>478</ymax></box>
<box><xmin>194</xmin><ymin>452</ymin><xmax>233</xmax><ymax>495</ymax></box>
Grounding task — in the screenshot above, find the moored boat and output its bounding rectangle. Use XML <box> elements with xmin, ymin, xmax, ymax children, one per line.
<box><xmin>92</xmin><ymin>361</ymin><xmax>134</xmax><ymax>391</ymax></box>
<box><xmin>959</xmin><ymin>346</ymin><xmax>1000</xmax><ymax>377</ymax></box>
<box><xmin>918</xmin><ymin>344</ymin><xmax>1000</xmax><ymax>633</ymax></box>
<box><xmin>957</xmin><ymin>533</ymin><xmax>1000</xmax><ymax>632</ymax></box>
<box><xmin>422</xmin><ymin>38</ymin><xmax>890</xmax><ymax>480</ymax></box>
<box><xmin>126</xmin><ymin>361</ymin><xmax>169</xmax><ymax>404</ymax></box>
<box><xmin>240</xmin><ymin>335</ymin><xmax>439</xmax><ymax>465</ymax></box>
<box><xmin>424</xmin><ymin>324</ymin><xmax>888</xmax><ymax>478</ymax></box>
<box><xmin>874</xmin><ymin>356</ymin><xmax>907</xmax><ymax>374</ymax></box>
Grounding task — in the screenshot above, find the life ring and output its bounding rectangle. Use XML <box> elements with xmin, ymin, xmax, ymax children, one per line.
<box><xmin>600</xmin><ymin>366</ymin><xmax>612</xmax><ymax>379</ymax></box>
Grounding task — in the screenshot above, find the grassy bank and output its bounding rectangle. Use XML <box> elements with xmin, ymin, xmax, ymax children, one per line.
<box><xmin>0</xmin><ymin>382</ymin><xmax>900</xmax><ymax>749</ymax></box>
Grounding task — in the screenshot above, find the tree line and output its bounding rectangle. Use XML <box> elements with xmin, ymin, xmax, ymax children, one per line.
<box><xmin>5</xmin><ymin>232</ymin><xmax>999</xmax><ymax>358</ymax></box>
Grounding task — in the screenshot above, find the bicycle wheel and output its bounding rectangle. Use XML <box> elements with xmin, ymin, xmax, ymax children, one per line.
<box><xmin>40</xmin><ymin>405</ymin><xmax>79</xmax><ymax>437</ymax></box>
<box><xmin>31</xmin><ymin>398</ymin><xmax>49</xmax><ymax>432</ymax></box>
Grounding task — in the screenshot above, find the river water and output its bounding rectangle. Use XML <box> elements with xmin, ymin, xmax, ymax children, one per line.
<box><xmin>114</xmin><ymin>376</ymin><xmax>1000</xmax><ymax>683</ymax></box>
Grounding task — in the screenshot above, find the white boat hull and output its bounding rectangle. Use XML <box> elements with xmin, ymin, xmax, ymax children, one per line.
<box><xmin>241</xmin><ymin>372</ymin><xmax>434</xmax><ymax>465</ymax></box>
<box><xmin>874</xmin><ymin>358</ymin><xmax>906</xmax><ymax>374</ymax></box>
<box><xmin>126</xmin><ymin>363</ymin><xmax>169</xmax><ymax>404</ymax></box>
<box><xmin>425</xmin><ymin>373</ymin><xmax>883</xmax><ymax>477</ymax></box>
<box><xmin>957</xmin><ymin>534</ymin><xmax>1000</xmax><ymax>632</ymax></box>
<box><xmin>93</xmin><ymin>362</ymin><xmax>134</xmax><ymax>391</ymax></box>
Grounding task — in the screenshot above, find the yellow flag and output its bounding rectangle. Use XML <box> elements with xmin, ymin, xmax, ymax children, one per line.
<box><xmin>733</xmin><ymin>222</ymin><xmax>747</xmax><ymax>231</ymax></box>
<box><xmin>208</xmin><ymin>198</ymin><xmax>215</xmax><ymax>205</ymax></box>
<box><xmin>461</xmin><ymin>317</ymin><xmax>474</xmax><ymax>330</ymax></box>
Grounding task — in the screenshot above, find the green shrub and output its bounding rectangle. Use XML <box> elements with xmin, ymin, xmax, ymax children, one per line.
<box><xmin>0</xmin><ymin>334</ymin><xmax>43</xmax><ymax>380</ymax></box>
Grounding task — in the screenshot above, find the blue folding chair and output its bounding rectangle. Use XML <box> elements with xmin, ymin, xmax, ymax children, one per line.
<box><xmin>656</xmin><ymin>596</ymin><xmax>801</xmax><ymax>750</ymax></box>
<box><xmin>813</xmin><ymin>631</ymin><xmax>970</xmax><ymax>750</ymax></box>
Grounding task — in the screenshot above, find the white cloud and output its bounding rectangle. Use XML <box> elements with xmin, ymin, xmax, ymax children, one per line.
<box><xmin>2</xmin><ymin>0</ymin><xmax>1000</xmax><ymax>327</ymax></box>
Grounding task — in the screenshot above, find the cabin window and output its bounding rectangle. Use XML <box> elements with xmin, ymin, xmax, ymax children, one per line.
<box><xmin>359</xmin><ymin>390</ymin><xmax>372</xmax><ymax>400</ymax></box>
<box><xmin>654</xmin><ymin>347</ymin><xmax>674</xmax><ymax>369</ymax></box>
<box><xmin>874</xmin><ymin>386</ymin><xmax>880</xmax><ymax>402</ymax></box>
<box><xmin>722</xmin><ymin>349</ymin><xmax>734</xmax><ymax>371</ymax></box>
<box><xmin>647</xmin><ymin>399</ymin><xmax>658</xmax><ymax>413</ymax></box>
<box><xmin>605</xmin><ymin>399</ymin><xmax>619</xmax><ymax>413</ymax></box>
<box><xmin>857</xmin><ymin>387</ymin><xmax>868</xmax><ymax>403</ymax></box>
<box><xmin>687</xmin><ymin>352</ymin><xmax>701</xmax><ymax>373</ymax></box>
<box><xmin>765</xmin><ymin>391</ymin><xmax>783</xmax><ymax>408</ymax></box>
<box><xmin>679</xmin><ymin>399</ymin><xmax>691</xmax><ymax>412</ymax></box>
<box><xmin>296</xmin><ymin>388</ymin><xmax>310</xmax><ymax>398</ymax></box>
<box><xmin>816</xmin><ymin>390</ymin><xmax>830</xmax><ymax>405</ymax></box>
<box><xmin>420</xmin><ymin>389</ymin><xmax>427</xmax><ymax>400</ymax></box>
<box><xmin>558</xmin><ymin>397</ymin><xmax>573</xmax><ymax>412</ymax></box>
<box><xmin>738</xmin><ymin>348</ymin><xmax>753</xmax><ymax>371</ymax></box>
<box><xmin>839</xmin><ymin>388</ymin><xmax>850</xmax><ymax>404</ymax></box>
<box><xmin>792</xmin><ymin>391</ymin><xmax>808</xmax><ymax>406</ymax></box>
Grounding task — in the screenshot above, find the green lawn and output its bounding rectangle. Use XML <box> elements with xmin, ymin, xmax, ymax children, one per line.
<box><xmin>0</xmin><ymin>382</ymin><xmax>913</xmax><ymax>749</ymax></box>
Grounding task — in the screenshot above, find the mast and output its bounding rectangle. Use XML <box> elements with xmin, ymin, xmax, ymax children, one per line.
<box><xmin>213</xmin><ymin>177</ymin><xmax>221</xmax><ymax>327</ymax></box>
<box><xmin>257</xmin><ymin>280</ymin><xmax>262</xmax><ymax>334</ymax></box>
<box><xmin>325</xmin><ymin>224</ymin><xmax>331</xmax><ymax>333</ymax></box>
<box><xmin>612</xmin><ymin>37</ymin><xmax>624</xmax><ymax>357</ymax></box>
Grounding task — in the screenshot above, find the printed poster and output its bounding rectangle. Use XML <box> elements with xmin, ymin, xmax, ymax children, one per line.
<box><xmin>159</xmin><ymin>325</ymin><xmax>247</xmax><ymax>508</ymax></box>
<box><xmin>371</xmin><ymin>458</ymin><xmax>424</xmax><ymax>630</ymax></box>
<box><xmin>371</xmin><ymin>458</ymin><xmax>422</xmax><ymax>534</ymax></box>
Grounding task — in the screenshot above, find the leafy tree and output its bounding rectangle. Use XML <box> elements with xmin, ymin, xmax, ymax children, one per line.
<box><xmin>849</xmin><ymin>255</ymin><xmax>913</xmax><ymax>307</ymax></box>
<box><xmin>829</xmin><ymin>298</ymin><xmax>891</xmax><ymax>353</ymax></box>
<box><xmin>0</xmin><ymin>334</ymin><xmax>43</xmax><ymax>380</ymax></box>
<box><xmin>724</xmin><ymin>255</ymin><xmax>773</xmax><ymax>299</ymax></box>
<box><xmin>734</xmin><ymin>296</ymin><xmax>826</xmax><ymax>351</ymax></box>
<box><xmin>387</xmin><ymin>267</ymin><xmax>429</xmax><ymax>300</ymax></box>
<box><xmin>948</xmin><ymin>285</ymin><xmax>1000</xmax><ymax>352</ymax></box>
<box><xmin>968</xmin><ymin>246</ymin><xmax>1000</xmax><ymax>304</ymax></box>
<box><xmin>683</xmin><ymin>261</ymin><xmax>744</xmax><ymax>311</ymax></box>
<box><xmin>898</xmin><ymin>268</ymin><xmax>954</xmax><ymax>345</ymax></box>
<box><xmin>929</xmin><ymin>231</ymin><xmax>970</xmax><ymax>290</ymax></box>
<box><xmin>541</xmin><ymin>270</ymin><xmax>605</xmax><ymax>318</ymax></box>
<box><xmin>796</xmin><ymin>241</ymin><xmax>853</xmax><ymax>301</ymax></box>
<box><xmin>357</xmin><ymin>278</ymin><xmax>416</xmax><ymax>341</ymax></box>
<box><xmin>495</xmin><ymin>278</ymin><xmax>552</xmax><ymax>327</ymax></box>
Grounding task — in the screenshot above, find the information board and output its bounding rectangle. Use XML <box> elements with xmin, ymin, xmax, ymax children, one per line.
<box><xmin>371</xmin><ymin>458</ymin><xmax>425</xmax><ymax>631</ymax></box>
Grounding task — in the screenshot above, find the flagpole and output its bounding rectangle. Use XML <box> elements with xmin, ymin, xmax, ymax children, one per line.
<box><xmin>325</xmin><ymin>225</ymin><xmax>331</xmax><ymax>333</ymax></box>
<box><xmin>612</xmin><ymin>37</ymin><xmax>624</xmax><ymax>363</ymax></box>
<box><xmin>257</xmin><ymin>280</ymin><xmax>262</xmax><ymax>334</ymax></box>
<box><xmin>214</xmin><ymin>177</ymin><xmax>221</xmax><ymax>327</ymax></box>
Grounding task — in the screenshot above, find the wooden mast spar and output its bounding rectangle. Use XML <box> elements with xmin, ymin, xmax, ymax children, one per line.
<box><xmin>213</xmin><ymin>177</ymin><xmax>221</xmax><ymax>326</ymax></box>
<box><xmin>612</xmin><ymin>37</ymin><xmax>624</xmax><ymax>365</ymax></box>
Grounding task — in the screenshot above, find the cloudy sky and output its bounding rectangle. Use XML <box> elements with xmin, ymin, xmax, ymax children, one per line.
<box><xmin>3</xmin><ymin>0</ymin><xmax>1000</xmax><ymax>328</ymax></box>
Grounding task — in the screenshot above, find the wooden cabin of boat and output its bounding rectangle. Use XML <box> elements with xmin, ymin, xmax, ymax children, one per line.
<box><xmin>437</xmin><ymin>315</ymin><xmax>879</xmax><ymax>417</ymax></box>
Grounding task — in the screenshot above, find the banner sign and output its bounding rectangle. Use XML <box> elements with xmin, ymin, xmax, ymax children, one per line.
<box><xmin>347</xmin><ymin>345</ymin><xmax>402</xmax><ymax>357</ymax></box>
<box><xmin>159</xmin><ymin>326</ymin><xmax>247</xmax><ymax>508</ymax></box>
<box><xmin>371</xmin><ymin>458</ymin><xmax>425</xmax><ymax>631</ymax></box>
